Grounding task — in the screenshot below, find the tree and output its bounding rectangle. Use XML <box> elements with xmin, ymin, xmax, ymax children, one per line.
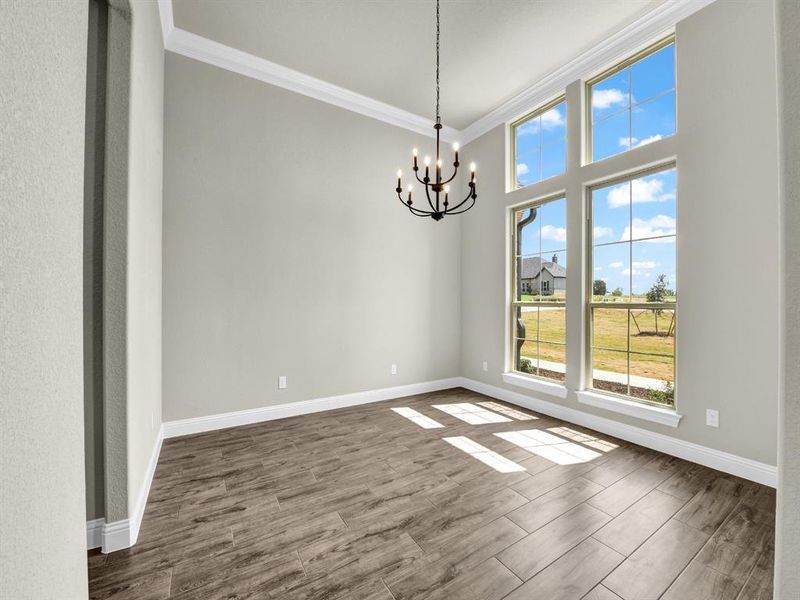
<box><xmin>646</xmin><ymin>274</ymin><xmax>670</xmax><ymax>303</ymax></box>
<box><xmin>611</xmin><ymin>287</ymin><xmax>623</xmax><ymax>297</ymax></box>
<box><xmin>593</xmin><ymin>279</ymin><xmax>607</xmax><ymax>296</ymax></box>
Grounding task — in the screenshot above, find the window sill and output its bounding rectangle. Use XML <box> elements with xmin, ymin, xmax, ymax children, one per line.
<box><xmin>502</xmin><ymin>372</ymin><xmax>568</xmax><ymax>399</ymax></box>
<box><xmin>576</xmin><ymin>390</ymin><xmax>682</xmax><ymax>428</ymax></box>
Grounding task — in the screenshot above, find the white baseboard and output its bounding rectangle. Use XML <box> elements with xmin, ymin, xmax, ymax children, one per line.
<box><xmin>86</xmin><ymin>518</ymin><xmax>104</xmax><ymax>550</ymax></box>
<box><xmin>86</xmin><ymin>424</ymin><xmax>164</xmax><ymax>553</ymax></box>
<box><xmin>130</xmin><ymin>424</ymin><xmax>164</xmax><ymax>546</ymax></box>
<box><xmin>458</xmin><ymin>377</ymin><xmax>777</xmax><ymax>487</ymax></box>
<box><xmin>162</xmin><ymin>377</ymin><xmax>462</xmax><ymax>438</ymax></box>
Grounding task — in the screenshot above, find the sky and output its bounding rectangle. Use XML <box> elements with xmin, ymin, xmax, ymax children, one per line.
<box><xmin>515</xmin><ymin>43</ymin><xmax>675</xmax><ymax>187</ymax></box>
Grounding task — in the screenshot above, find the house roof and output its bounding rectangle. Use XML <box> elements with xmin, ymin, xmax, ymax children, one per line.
<box><xmin>520</xmin><ymin>256</ymin><xmax>566</xmax><ymax>279</ymax></box>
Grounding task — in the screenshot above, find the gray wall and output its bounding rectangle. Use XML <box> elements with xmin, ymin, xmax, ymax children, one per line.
<box><xmin>0</xmin><ymin>1</ymin><xmax>89</xmax><ymax>597</ymax></box>
<box><xmin>459</xmin><ymin>0</ymin><xmax>780</xmax><ymax>466</ymax></box>
<box><xmin>776</xmin><ymin>0</ymin><xmax>800</xmax><ymax>595</ymax></box>
<box><xmin>163</xmin><ymin>53</ymin><xmax>461</xmax><ymax>421</ymax></box>
<box><xmin>96</xmin><ymin>0</ymin><xmax>165</xmax><ymax>527</ymax></box>
<box><xmin>85</xmin><ymin>0</ymin><xmax>108</xmax><ymax>522</ymax></box>
<box><xmin>125</xmin><ymin>0</ymin><xmax>164</xmax><ymax>526</ymax></box>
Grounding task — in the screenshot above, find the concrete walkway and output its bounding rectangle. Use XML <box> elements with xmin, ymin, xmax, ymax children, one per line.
<box><xmin>523</xmin><ymin>357</ymin><xmax>668</xmax><ymax>391</ymax></box>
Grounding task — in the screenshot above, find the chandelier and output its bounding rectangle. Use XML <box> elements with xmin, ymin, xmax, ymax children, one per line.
<box><xmin>394</xmin><ymin>0</ymin><xmax>477</xmax><ymax>221</ymax></box>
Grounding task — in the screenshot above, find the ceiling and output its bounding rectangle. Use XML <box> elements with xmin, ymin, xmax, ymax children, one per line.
<box><xmin>172</xmin><ymin>0</ymin><xmax>667</xmax><ymax>131</ymax></box>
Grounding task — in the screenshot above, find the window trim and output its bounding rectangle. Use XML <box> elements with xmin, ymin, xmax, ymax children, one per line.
<box><xmin>585</xmin><ymin>161</ymin><xmax>678</xmax><ymax>410</ymax></box>
<box><xmin>585</xmin><ymin>34</ymin><xmax>676</xmax><ymax>164</ymax></box>
<box><xmin>509</xmin><ymin>192</ymin><xmax>568</xmax><ymax>385</ymax></box>
<box><xmin>509</xmin><ymin>95</ymin><xmax>567</xmax><ymax>192</ymax></box>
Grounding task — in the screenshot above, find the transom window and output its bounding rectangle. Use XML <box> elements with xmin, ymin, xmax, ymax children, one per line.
<box><xmin>588</xmin><ymin>38</ymin><xmax>675</xmax><ymax>162</ymax></box>
<box><xmin>589</xmin><ymin>165</ymin><xmax>676</xmax><ymax>405</ymax></box>
<box><xmin>511</xmin><ymin>97</ymin><xmax>567</xmax><ymax>189</ymax></box>
<box><xmin>511</xmin><ymin>195</ymin><xmax>567</xmax><ymax>382</ymax></box>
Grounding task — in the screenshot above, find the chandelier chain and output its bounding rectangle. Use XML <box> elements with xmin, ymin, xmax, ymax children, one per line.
<box><xmin>435</xmin><ymin>0</ymin><xmax>440</xmax><ymax>123</ymax></box>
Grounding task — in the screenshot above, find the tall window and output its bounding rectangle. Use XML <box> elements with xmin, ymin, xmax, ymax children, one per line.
<box><xmin>588</xmin><ymin>38</ymin><xmax>675</xmax><ymax>162</ymax></box>
<box><xmin>589</xmin><ymin>165</ymin><xmax>676</xmax><ymax>405</ymax></box>
<box><xmin>511</xmin><ymin>196</ymin><xmax>567</xmax><ymax>381</ymax></box>
<box><xmin>511</xmin><ymin>98</ymin><xmax>567</xmax><ymax>189</ymax></box>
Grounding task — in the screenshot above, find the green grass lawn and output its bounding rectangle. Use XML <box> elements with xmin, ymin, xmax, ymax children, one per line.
<box><xmin>517</xmin><ymin>306</ymin><xmax>675</xmax><ymax>382</ymax></box>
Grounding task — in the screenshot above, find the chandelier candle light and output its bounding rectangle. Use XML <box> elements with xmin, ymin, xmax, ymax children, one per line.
<box><xmin>394</xmin><ymin>0</ymin><xmax>477</xmax><ymax>221</ymax></box>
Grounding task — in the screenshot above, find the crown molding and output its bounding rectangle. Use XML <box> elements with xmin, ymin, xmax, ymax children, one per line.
<box><xmin>157</xmin><ymin>0</ymin><xmax>174</xmax><ymax>48</ymax></box>
<box><xmin>156</xmin><ymin>0</ymin><xmax>715</xmax><ymax>146</ymax></box>
<box><xmin>157</xmin><ymin>0</ymin><xmax>458</xmax><ymax>143</ymax></box>
<box><xmin>458</xmin><ymin>0</ymin><xmax>716</xmax><ymax>144</ymax></box>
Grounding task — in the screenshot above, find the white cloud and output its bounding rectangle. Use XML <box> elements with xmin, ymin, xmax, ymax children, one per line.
<box><xmin>637</xmin><ymin>134</ymin><xmax>663</xmax><ymax>147</ymax></box>
<box><xmin>517</xmin><ymin>120</ymin><xmax>538</xmax><ymax>136</ymax></box>
<box><xmin>618</xmin><ymin>134</ymin><xmax>662</xmax><ymax>149</ymax></box>
<box><xmin>593</xmin><ymin>226</ymin><xmax>613</xmax><ymax>239</ymax></box>
<box><xmin>620</xmin><ymin>215</ymin><xmax>676</xmax><ymax>242</ymax></box>
<box><xmin>609</xmin><ymin>261</ymin><xmax>624</xmax><ymax>268</ymax></box>
<box><xmin>607</xmin><ymin>177</ymin><xmax>675</xmax><ymax>208</ymax></box>
<box><xmin>592</xmin><ymin>88</ymin><xmax>627</xmax><ymax>110</ymax></box>
<box><xmin>632</xmin><ymin>260</ymin><xmax>658</xmax><ymax>269</ymax></box>
<box><xmin>541</xmin><ymin>224</ymin><xmax>567</xmax><ymax>242</ymax></box>
<box><xmin>540</xmin><ymin>108</ymin><xmax>564</xmax><ymax>129</ymax></box>
<box><xmin>594</xmin><ymin>266</ymin><xmax>603</xmax><ymax>272</ymax></box>
<box><xmin>516</xmin><ymin>163</ymin><xmax>530</xmax><ymax>176</ymax></box>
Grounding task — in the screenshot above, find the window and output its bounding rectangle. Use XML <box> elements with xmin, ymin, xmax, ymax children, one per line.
<box><xmin>511</xmin><ymin>97</ymin><xmax>567</xmax><ymax>189</ymax></box>
<box><xmin>589</xmin><ymin>165</ymin><xmax>676</xmax><ymax>405</ymax></box>
<box><xmin>588</xmin><ymin>38</ymin><xmax>675</xmax><ymax>162</ymax></box>
<box><xmin>511</xmin><ymin>195</ymin><xmax>567</xmax><ymax>382</ymax></box>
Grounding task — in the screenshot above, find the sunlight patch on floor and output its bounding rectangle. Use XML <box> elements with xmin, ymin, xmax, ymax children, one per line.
<box><xmin>391</xmin><ymin>407</ymin><xmax>445</xmax><ymax>429</ymax></box>
<box><xmin>546</xmin><ymin>426</ymin><xmax>619</xmax><ymax>452</ymax></box>
<box><xmin>443</xmin><ymin>436</ymin><xmax>526</xmax><ymax>473</ymax></box>
<box><xmin>432</xmin><ymin>403</ymin><xmax>512</xmax><ymax>425</ymax></box>
<box><xmin>477</xmin><ymin>401</ymin><xmax>537</xmax><ymax>421</ymax></box>
<box><xmin>494</xmin><ymin>429</ymin><xmax>603</xmax><ymax>465</ymax></box>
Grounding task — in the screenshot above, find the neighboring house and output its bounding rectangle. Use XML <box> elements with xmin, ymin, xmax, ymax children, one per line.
<box><xmin>520</xmin><ymin>255</ymin><xmax>566</xmax><ymax>295</ymax></box>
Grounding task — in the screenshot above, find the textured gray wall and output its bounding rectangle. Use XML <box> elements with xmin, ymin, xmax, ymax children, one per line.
<box><xmin>459</xmin><ymin>0</ymin><xmax>780</xmax><ymax>466</ymax></box>
<box><xmin>776</xmin><ymin>0</ymin><xmax>800</xmax><ymax>595</ymax></box>
<box><xmin>85</xmin><ymin>0</ymin><xmax>107</xmax><ymax>522</ymax></box>
<box><xmin>103</xmin><ymin>1</ymin><xmax>131</xmax><ymax>523</ymax></box>
<box><xmin>125</xmin><ymin>0</ymin><xmax>164</xmax><ymax>523</ymax></box>
<box><xmin>163</xmin><ymin>53</ymin><xmax>461</xmax><ymax>421</ymax></box>
<box><xmin>101</xmin><ymin>0</ymin><xmax>165</xmax><ymax>527</ymax></box>
<box><xmin>0</xmin><ymin>1</ymin><xmax>89</xmax><ymax>597</ymax></box>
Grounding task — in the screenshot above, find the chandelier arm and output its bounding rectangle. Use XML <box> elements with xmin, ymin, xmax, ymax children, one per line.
<box><xmin>444</xmin><ymin>185</ymin><xmax>477</xmax><ymax>213</ymax></box>
<box><xmin>423</xmin><ymin>181</ymin><xmax>437</xmax><ymax>212</ymax></box>
<box><xmin>414</xmin><ymin>170</ymin><xmax>428</xmax><ymax>185</ymax></box>
<box><xmin>440</xmin><ymin>165</ymin><xmax>460</xmax><ymax>186</ymax></box>
<box><xmin>443</xmin><ymin>196</ymin><xmax>476</xmax><ymax>215</ymax></box>
<box><xmin>397</xmin><ymin>191</ymin><xmax>434</xmax><ymax>216</ymax></box>
<box><xmin>408</xmin><ymin>206</ymin><xmax>432</xmax><ymax>217</ymax></box>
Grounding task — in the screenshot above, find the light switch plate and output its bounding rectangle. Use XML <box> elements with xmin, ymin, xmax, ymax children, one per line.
<box><xmin>391</xmin><ymin>364</ymin><xmax>397</xmax><ymax>375</ymax></box>
<box><xmin>278</xmin><ymin>375</ymin><xmax>287</xmax><ymax>389</ymax></box>
<box><xmin>706</xmin><ymin>409</ymin><xmax>719</xmax><ymax>427</ymax></box>
<box><xmin>482</xmin><ymin>361</ymin><xmax>488</xmax><ymax>372</ymax></box>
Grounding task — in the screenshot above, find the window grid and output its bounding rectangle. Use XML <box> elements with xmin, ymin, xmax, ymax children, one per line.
<box><xmin>511</xmin><ymin>96</ymin><xmax>567</xmax><ymax>190</ymax></box>
<box><xmin>586</xmin><ymin>36</ymin><xmax>676</xmax><ymax>163</ymax></box>
<box><xmin>511</xmin><ymin>195</ymin><xmax>567</xmax><ymax>383</ymax></box>
<box><xmin>588</xmin><ymin>163</ymin><xmax>676</xmax><ymax>406</ymax></box>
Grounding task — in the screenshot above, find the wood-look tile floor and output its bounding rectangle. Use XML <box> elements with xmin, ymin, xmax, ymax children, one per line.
<box><xmin>88</xmin><ymin>388</ymin><xmax>776</xmax><ymax>600</ymax></box>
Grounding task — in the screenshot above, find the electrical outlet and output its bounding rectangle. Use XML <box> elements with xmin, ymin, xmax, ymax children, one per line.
<box><xmin>706</xmin><ymin>409</ymin><xmax>719</xmax><ymax>428</ymax></box>
<box><xmin>482</xmin><ymin>361</ymin><xmax>488</xmax><ymax>372</ymax></box>
<box><xmin>278</xmin><ymin>375</ymin><xmax>287</xmax><ymax>389</ymax></box>
<box><xmin>391</xmin><ymin>364</ymin><xmax>398</xmax><ymax>375</ymax></box>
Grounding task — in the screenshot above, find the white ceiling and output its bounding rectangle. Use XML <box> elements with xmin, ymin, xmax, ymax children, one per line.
<box><xmin>172</xmin><ymin>0</ymin><xmax>667</xmax><ymax>130</ymax></box>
